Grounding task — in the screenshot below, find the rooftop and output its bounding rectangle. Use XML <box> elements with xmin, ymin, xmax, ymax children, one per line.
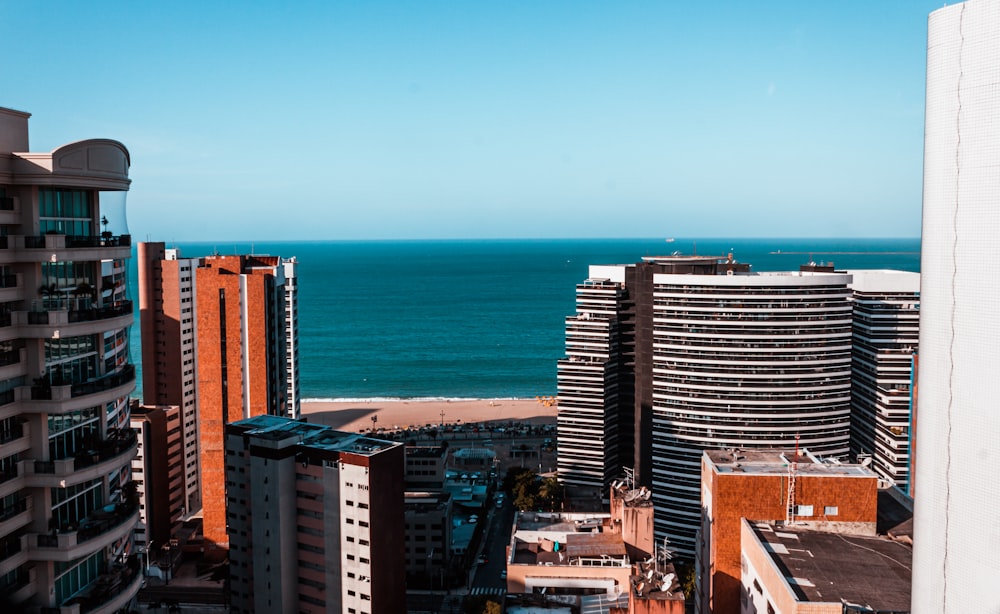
<box><xmin>631</xmin><ymin>562</ymin><xmax>685</xmax><ymax>602</ymax></box>
<box><xmin>706</xmin><ymin>449</ymin><xmax>876</xmax><ymax>478</ymax></box>
<box><xmin>747</xmin><ymin>521</ymin><xmax>911</xmax><ymax>610</ymax></box>
<box><xmin>230</xmin><ymin>414</ymin><xmax>399</xmax><ymax>455</ymax></box>
<box><xmin>511</xmin><ymin>512</ymin><xmax>629</xmax><ymax>567</ymax></box>
<box><xmin>405</xmin><ymin>445</ymin><xmax>448</xmax><ymax>458</ymax></box>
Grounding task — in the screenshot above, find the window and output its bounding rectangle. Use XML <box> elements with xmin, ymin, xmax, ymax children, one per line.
<box><xmin>795</xmin><ymin>505</ymin><xmax>814</xmax><ymax>516</ymax></box>
<box><xmin>824</xmin><ymin>506</ymin><xmax>839</xmax><ymax>516</ymax></box>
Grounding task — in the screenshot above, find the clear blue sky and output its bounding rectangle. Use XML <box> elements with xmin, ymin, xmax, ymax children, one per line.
<box><xmin>2</xmin><ymin>1</ymin><xmax>940</xmax><ymax>241</ymax></box>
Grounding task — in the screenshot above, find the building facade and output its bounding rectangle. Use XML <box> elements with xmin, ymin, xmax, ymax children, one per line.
<box><xmin>558</xmin><ymin>257</ymin><xmax>855</xmax><ymax>559</ymax></box>
<box><xmin>137</xmin><ymin>243</ymin><xmax>202</xmax><ymax>518</ymax></box>
<box><xmin>847</xmin><ymin>270</ymin><xmax>919</xmax><ymax>493</ymax></box>
<box><xmin>138</xmin><ymin>246</ymin><xmax>299</xmax><ymax>548</ymax></box>
<box><xmin>0</xmin><ymin>107</ymin><xmax>141</xmax><ymax>611</ymax></box>
<box><xmin>557</xmin><ymin>278</ymin><xmax>630</xmax><ymax>491</ymax></box>
<box><xmin>226</xmin><ymin>415</ymin><xmax>406</xmax><ymax>614</ymax></box>
<box><xmin>913</xmin><ymin>1</ymin><xmax>1000</xmax><ymax>612</ymax></box>
<box><xmin>129</xmin><ymin>403</ymin><xmax>183</xmax><ymax>548</ymax></box>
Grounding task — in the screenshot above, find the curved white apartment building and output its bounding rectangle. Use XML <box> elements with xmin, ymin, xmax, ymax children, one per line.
<box><xmin>0</xmin><ymin>108</ymin><xmax>140</xmax><ymax>612</ymax></box>
<box><xmin>650</xmin><ymin>270</ymin><xmax>853</xmax><ymax>555</ymax></box>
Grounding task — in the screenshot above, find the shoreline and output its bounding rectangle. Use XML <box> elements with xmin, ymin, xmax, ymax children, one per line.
<box><xmin>300</xmin><ymin>397</ymin><xmax>558</xmax><ymax>432</ymax></box>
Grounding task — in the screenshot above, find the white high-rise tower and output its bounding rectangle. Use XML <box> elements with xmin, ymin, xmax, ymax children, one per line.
<box><xmin>913</xmin><ymin>1</ymin><xmax>1000</xmax><ymax>611</ymax></box>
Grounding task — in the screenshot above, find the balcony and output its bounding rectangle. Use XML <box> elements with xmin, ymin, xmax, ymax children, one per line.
<box><xmin>0</xmin><ymin>233</ymin><xmax>131</xmax><ymax>264</ymax></box>
<box><xmin>23</xmin><ymin>429</ymin><xmax>137</xmax><ymax>488</ymax></box>
<box><xmin>0</xmin><ymin>533</ymin><xmax>27</xmax><ymax>577</ymax></box>
<box><xmin>14</xmin><ymin>300</ymin><xmax>133</xmax><ymax>339</ymax></box>
<box><xmin>21</xmin><ymin>365</ymin><xmax>135</xmax><ymax>414</ymax></box>
<box><xmin>0</xmin><ymin>496</ymin><xmax>31</xmax><ymax>538</ymax></box>
<box><xmin>39</xmin><ymin>554</ymin><xmax>143</xmax><ymax>614</ymax></box>
<box><xmin>30</xmin><ymin>500</ymin><xmax>139</xmax><ymax>562</ymax></box>
<box><xmin>0</xmin><ymin>564</ymin><xmax>36</xmax><ymax>607</ymax></box>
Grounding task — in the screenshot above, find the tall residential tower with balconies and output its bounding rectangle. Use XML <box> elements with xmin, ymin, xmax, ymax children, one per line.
<box><xmin>0</xmin><ymin>107</ymin><xmax>140</xmax><ymax>612</ymax></box>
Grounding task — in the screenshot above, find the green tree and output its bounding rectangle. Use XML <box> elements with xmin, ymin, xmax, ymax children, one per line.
<box><xmin>463</xmin><ymin>595</ymin><xmax>502</xmax><ymax>614</ymax></box>
<box><xmin>537</xmin><ymin>476</ymin><xmax>565</xmax><ymax>511</ymax></box>
<box><xmin>502</xmin><ymin>466</ymin><xmax>534</xmax><ymax>495</ymax></box>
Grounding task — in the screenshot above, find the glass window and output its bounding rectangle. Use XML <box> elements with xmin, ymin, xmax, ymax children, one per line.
<box><xmin>38</xmin><ymin>189</ymin><xmax>93</xmax><ymax>236</ymax></box>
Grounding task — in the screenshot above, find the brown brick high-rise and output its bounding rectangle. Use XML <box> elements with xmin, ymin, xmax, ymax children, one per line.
<box><xmin>196</xmin><ymin>255</ymin><xmax>290</xmax><ymax>547</ymax></box>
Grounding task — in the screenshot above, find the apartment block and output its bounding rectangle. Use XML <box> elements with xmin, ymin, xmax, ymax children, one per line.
<box><xmin>847</xmin><ymin>270</ymin><xmax>919</xmax><ymax>492</ymax></box>
<box><xmin>0</xmin><ymin>107</ymin><xmax>141</xmax><ymax>611</ymax></box>
<box><xmin>403</xmin><ymin>490</ymin><xmax>452</xmax><ymax>588</ymax></box>
<box><xmin>129</xmin><ymin>403</ymin><xmax>183</xmax><ymax>548</ymax></box>
<box><xmin>137</xmin><ymin>243</ymin><xmax>202</xmax><ymax>517</ymax></box>
<box><xmin>138</xmin><ymin>246</ymin><xmax>299</xmax><ymax>548</ymax></box>
<box><xmin>226</xmin><ymin>414</ymin><xmax>406</xmax><ymax>614</ymax></box>
<box><xmin>697</xmin><ymin>449</ymin><xmax>878</xmax><ymax>614</ymax></box>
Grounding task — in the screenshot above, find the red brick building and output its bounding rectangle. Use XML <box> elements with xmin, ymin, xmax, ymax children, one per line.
<box><xmin>196</xmin><ymin>255</ymin><xmax>291</xmax><ymax>547</ymax></box>
<box><xmin>138</xmin><ymin>247</ymin><xmax>296</xmax><ymax>550</ymax></box>
<box><xmin>697</xmin><ymin>449</ymin><xmax>878</xmax><ymax>614</ymax></box>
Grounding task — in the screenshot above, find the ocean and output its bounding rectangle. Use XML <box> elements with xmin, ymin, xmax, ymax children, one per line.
<box><xmin>128</xmin><ymin>238</ymin><xmax>920</xmax><ymax>401</ymax></box>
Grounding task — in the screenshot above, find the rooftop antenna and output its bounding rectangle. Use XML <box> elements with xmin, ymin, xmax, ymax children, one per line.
<box><xmin>786</xmin><ymin>433</ymin><xmax>800</xmax><ymax>524</ymax></box>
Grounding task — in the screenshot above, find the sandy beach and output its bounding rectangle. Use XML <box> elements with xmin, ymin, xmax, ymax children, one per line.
<box><xmin>301</xmin><ymin>398</ymin><xmax>558</xmax><ymax>432</ymax></box>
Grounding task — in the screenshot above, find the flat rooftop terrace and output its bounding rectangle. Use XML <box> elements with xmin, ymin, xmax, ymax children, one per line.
<box><xmin>749</xmin><ymin>522</ymin><xmax>911</xmax><ymax>610</ymax></box>
<box><xmin>707</xmin><ymin>449</ymin><xmax>876</xmax><ymax>478</ymax></box>
<box><xmin>232</xmin><ymin>414</ymin><xmax>399</xmax><ymax>455</ymax></box>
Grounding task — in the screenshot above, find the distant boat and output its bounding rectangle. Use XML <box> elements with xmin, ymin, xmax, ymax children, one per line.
<box><xmin>665</xmin><ymin>238</ymin><xmax>675</xmax><ymax>243</ymax></box>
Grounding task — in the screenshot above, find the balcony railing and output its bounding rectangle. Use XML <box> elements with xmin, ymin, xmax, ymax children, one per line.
<box><xmin>0</xmin><ymin>497</ymin><xmax>28</xmax><ymax>522</ymax></box>
<box><xmin>73</xmin><ymin>428</ymin><xmax>137</xmax><ymax>470</ymax></box>
<box><xmin>0</xmin><ymin>465</ymin><xmax>17</xmax><ymax>485</ymax></box>
<box><xmin>25</xmin><ymin>300</ymin><xmax>133</xmax><ymax>326</ymax></box>
<box><xmin>42</xmin><ymin>499</ymin><xmax>139</xmax><ymax>548</ymax></box>
<box><xmin>20</xmin><ymin>233</ymin><xmax>131</xmax><ymax>249</ymax></box>
<box><xmin>30</xmin><ymin>365</ymin><xmax>135</xmax><ymax>401</ymax></box>
<box><xmin>71</xmin><ymin>365</ymin><xmax>135</xmax><ymax>398</ymax></box>
<box><xmin>0</xmin><ymin>533</ymin><xmax>23</xmax><ymax>563</ymax></box>
<box><xmin>66</xmin><ymin>234</ymin><xmax>132</xmax><ymax>248</ymax></box>
<box><xmin>0</xmin><ymin>420</ymin><xmax>23</xmax><ymax>444</ymax></box>
<box><xmin>63</xmin><ymin>554</ymin><xmax>142</xmax><ymax>613</ymax></box>
<box><xmin>76</xmin><ymin>499</ymin><xmax>138</xmax><ymax>544</ymax></box>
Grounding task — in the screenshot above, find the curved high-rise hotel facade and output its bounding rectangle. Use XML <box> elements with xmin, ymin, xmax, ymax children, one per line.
<box><xmin>557</xmin><ymin>257</ymin><xmax>861</xmax><ymax>558</ymax></box>
<box><xmin>0</xmin><ymin>107</ymin><xmax>140</xmax><ymax>611</ymax></box>
<box><xmin>649</xmin><ymin>269</ymin><xmax>853</xmax><ymax>553</ymax></box>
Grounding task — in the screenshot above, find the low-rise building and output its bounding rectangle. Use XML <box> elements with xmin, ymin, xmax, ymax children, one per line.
<box><xmin>130</xmin><ymin>403</ymin><xmax>184</xmax><ymax>548</ymax></box>
<box><xmin>628</xmin><ymin>560</ymin><xmax>685</xmax><ymax>614</ymax></box>
<box><xmin>404</xmin><ymin>490</ymin><xmax>452</xmax><ymax>588</ymax></box>
<box><xmin>506</xmin><ymin>511</ymin><xmax>632</xmax><ymax>597</ymax></box>
<box><xmin>405</xmin><ymin>445</ymin><xmax>448</xmax><ymax>489</ymax></box>
<box><xmin>698</xmin><ymin>449</ymin><xmax>879</xmax><ymax>614</ymax></box>
<box><xmin>741</xmin><ymin>519</ymin><xmax>911</xmax><ymax>613</ymax></box>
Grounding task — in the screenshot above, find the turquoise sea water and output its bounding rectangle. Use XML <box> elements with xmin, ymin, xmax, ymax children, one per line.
<box><xmin>130</xmin><ymin>238</ymin><xmax>920</xmax><ymax>401</ymax></box>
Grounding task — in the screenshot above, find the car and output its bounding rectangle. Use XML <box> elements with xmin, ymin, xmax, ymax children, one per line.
<box><xmin>496</xmin><ymin>500</ymin><xmax>503</xmax><ymax>509</ymax></box>
<box><xmin>478</xmin><ymin>555</ymin><xmax>488</xmax><ymax>564</ymax></box>
<box><xmin>500</xmin><ymin>570</ymin><xmax>507</xmax><ymax>579</ymax></box>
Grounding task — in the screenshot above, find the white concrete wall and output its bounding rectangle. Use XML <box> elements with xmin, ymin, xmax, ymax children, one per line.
<box><xmin>914</xmin><ymin>1</ymin><xmax>1000</xmax><ymax>612</ymax></box>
